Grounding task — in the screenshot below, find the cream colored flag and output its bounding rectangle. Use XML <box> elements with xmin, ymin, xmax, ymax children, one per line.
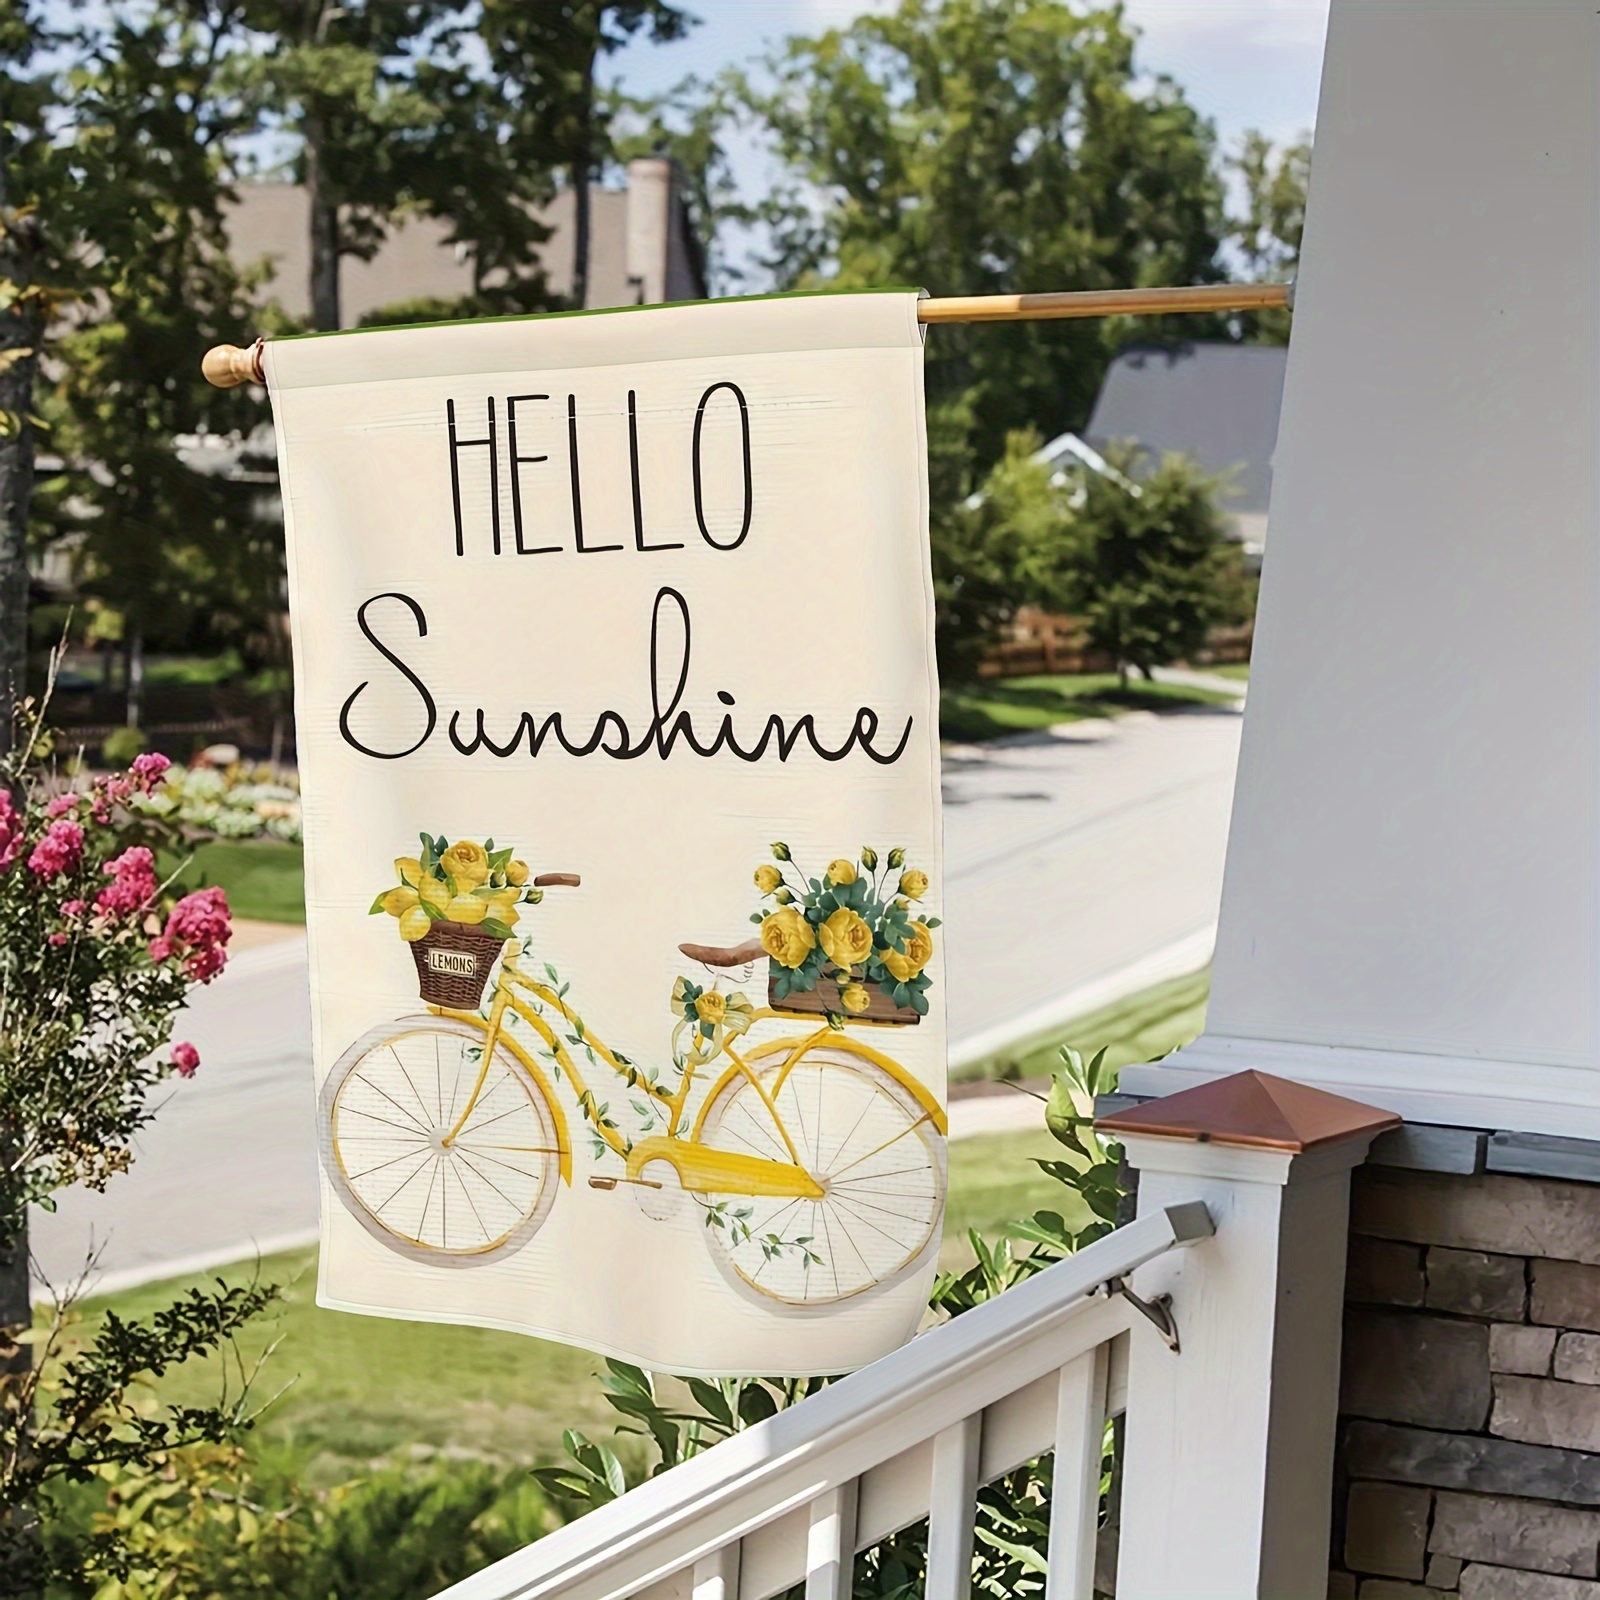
<box><xmin>269</xmin><ymin>290</ymin><xmax>944</xmax><ymax>1375</ymax></box>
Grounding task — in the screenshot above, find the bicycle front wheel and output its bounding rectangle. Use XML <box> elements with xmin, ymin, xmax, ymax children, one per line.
<box><xmin>321</xmin><ymin>1015</ymin><xmax>561</xmax><ymax>1266</ymax></box>
<box><xmin>697</xmin><ymin>1046</ymin><xmax>946</xmax><ymax>1307</ymax></box>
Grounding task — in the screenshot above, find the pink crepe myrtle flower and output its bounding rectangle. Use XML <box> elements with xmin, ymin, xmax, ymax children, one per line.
<box><xmin>28</xmin><ymin>819</ymin><xmax>84</xmax><ymax>882</ymax></box>
<box><xmin>0</xmin><ymin>791</ymin><xmax>21</xmax><ymax>870</ymax></box>
<box><xmin>171</xmin><ymin>1040</ymin><xmax>200</xmax><ymax>1078</ymax></box>
<box><xmin>159</xmin><ymin>886</ymin><xmax>232</xmax><ymax>983</ymax></box>
<box><xmin>130</xmin><ymin>752</ymin><xmax>171</xmax><ymax>791</ymax></box>
<box><xmin>46</xmin><ymin>793</ymin><xmax>79</xmax><ymax>818</ymax></box>
<box><xmin>91</xmin><ymin>773</ymin><xmax>133</xmax><ymax>821</ymax></box>
<box><xmin>60</xmin><ymin>899</ymin><xmax>87</xmax><ymax>918</ymax></box>
<box><xmin>97</xmin><ymin>845</ymin><xmax>158</xmax><ymax>917</ymax></box>
<box><xmin>47</xmin><ymin>931</ymin><xmax>68</xmax><ymax>947</ymax></box>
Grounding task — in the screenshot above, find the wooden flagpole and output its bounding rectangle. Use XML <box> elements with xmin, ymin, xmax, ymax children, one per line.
<box><xmin>200</xmin><ymin>282</ymin><xmax>1293</xmax><ymax>388</ymax></box>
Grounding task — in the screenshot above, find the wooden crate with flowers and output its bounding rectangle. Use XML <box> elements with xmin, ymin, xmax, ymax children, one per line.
<box><xmin>751</xmin><ymin>843</ymin><xmax>939</xmax><ymax>1025</ymax></box>
<box><xmin>370</xmin><ymin>833</ymin><xmax>540</xmax><ymax>1007</ymax></box>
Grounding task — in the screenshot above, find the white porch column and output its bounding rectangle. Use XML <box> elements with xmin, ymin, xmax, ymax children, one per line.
<box><xmin>1102</xmin><ymin>1072</ymin><xmax>1396</xmax><ymax>1599</ymax></box>
<box><xmin>1120</xmin><ymin>0</ymin><xmax>1600</xmax><ymax>1137</ymax></box>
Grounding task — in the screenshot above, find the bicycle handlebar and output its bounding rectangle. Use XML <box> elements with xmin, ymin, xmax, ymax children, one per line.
<box><xmin>533</xmin><ymin>872</ymin><xmax>581</xmax><ymax>888</ymax></box>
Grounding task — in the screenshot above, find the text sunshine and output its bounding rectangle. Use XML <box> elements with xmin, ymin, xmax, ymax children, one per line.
<box><xmin>337</xmin><ymin>586</ymin><xmax>913</xmax><ymax>767</ymax></box>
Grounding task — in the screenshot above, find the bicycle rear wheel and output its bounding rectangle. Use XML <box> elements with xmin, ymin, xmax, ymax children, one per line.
<box><xmin>697</xmin><ymin>1046</ymin><xmax>945</xmax><ymax>1307</ymax></box>
<box><xmin>321</xmin><ymin>1016</ymin><xmax>561</xmax><ymax>1266</ymax></box>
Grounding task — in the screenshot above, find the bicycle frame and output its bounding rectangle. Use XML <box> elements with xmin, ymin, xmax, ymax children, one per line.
<box><xmin>433</xmin><ymin>952</ymin><xmax>847</xmax><ymax>1201</ymax></box>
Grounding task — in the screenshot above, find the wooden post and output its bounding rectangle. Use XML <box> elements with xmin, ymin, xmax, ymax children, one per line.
<box><xmin>1101</xmin><ymin>1072</ymin><xmax>1397</xmax><ymax>1598</ymax></box>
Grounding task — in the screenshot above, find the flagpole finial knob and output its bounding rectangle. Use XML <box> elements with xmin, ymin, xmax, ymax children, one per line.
<box><xmin>201</xmin><ymin>340</ymin><xmax>264</xmax><ymax>389</ymax></box>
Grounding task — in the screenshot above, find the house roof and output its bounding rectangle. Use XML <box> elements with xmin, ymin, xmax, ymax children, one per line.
<box><xmin>1085</xmin><ymin>342</ymin><xmax>1288</xmax><ymax>514</ymax></box>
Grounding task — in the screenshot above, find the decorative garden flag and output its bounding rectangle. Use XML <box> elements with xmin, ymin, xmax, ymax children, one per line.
<box><xmin>268</xmin><ymin>290</ymin><xmax>946</xmax><ymax>1376</ymax></box>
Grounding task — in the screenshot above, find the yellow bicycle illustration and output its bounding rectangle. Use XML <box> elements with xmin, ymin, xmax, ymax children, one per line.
<box><xmin>321</xmin><ymin>873</ymin><xmax>948</xmax><ymax>1308</ymax></box>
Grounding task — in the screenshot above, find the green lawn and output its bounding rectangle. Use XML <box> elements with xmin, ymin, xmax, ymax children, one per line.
<box><xmin>167</xmin><ymin>838</ymin><xmax>306</xmax><ymax>923</ymax></box>
<box><xmin>144</xmin><ymin>651</ymin><xmax>245</xmax><ymax>687</ymax></box>
<box><xmin>939</xmin><ymin>673</ymin><xmax>1236</xmax><ymax>743</ymax></box>
<box><xmin>1205</xmin><ymin>662</ymin><xmax>1251</xmax><ymax>681</ymax></box>
<box><xmin>944</xmin><ymin>1125</ymin><xmax>1089</xmax><ymax>1261</ymax></box>
<box><xmin>73</xmin><ymin>1127</ymin><xmax>1075</xmax><ymax>1483</ymax></box>
<box><xmin>955</xmin><ymin>965</ymin><xmax>1211</xmax><ymax>1084</ymax></box>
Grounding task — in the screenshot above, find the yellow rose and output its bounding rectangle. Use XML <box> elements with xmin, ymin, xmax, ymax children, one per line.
<box><xmin>398</xmin><ymin>906</ymin><xmax>431</xmax><ymax>942</ymax></box>
<box><xmin>395</xmin><ymin>857</ymin><xmax>423</xmax><ymax>887</ymax></box>
<box><xmin>694</xmin><ymin>991</ymin><xmax>727</xmax><ymax>1025</ymax></box>
<box><xmin>506</xmin><ymin>859</ymin><xmax>530</xmax><ymax>886</ymax></box>
<box><xmin>840</xmin><ymin>983</ymin><xmax>871</xmax><ymax>1015</ymax></box>
<box><xmin>760</xmin><ymin>906</ymin><xmax>816</xmax><ymax>969</ymax></box>
<box><xmin>753</xmin><ymin>864</ymin><xmax>783</xmax><ymax>895</ymax></box>
<box><xmin>418</xmin><ymin>877</ymin><xmax>451</xmax><ymax>913</ymax></box>
<box><xmin>818</xmin><ymin>907</ymin><xmax>873</xmax><ymax>969</ymax></box>
<box><xmin>444</xmin><ymin>893</ymin><xmax>488</xmax><ymax>925</ymax></box>
<box><xmin>881</xmin><ymin>922</ymin><xmax>934</xmax><ymax>982</ymax></box>
<box><xmin>898</xmin><ymin>869</ymin><xmax>929</xmax><ymax>901</ymax></box>
<box><xmin>441</xmin><ymin>840</ymin><xmax>490</xmax><ymax>888</ymax></box>
<box><xmin>826</xmin><ymin>858</ymin><xmax>858</xmax><ymax>887</ymax></box>
<box><xmin>381</xmin><ymin>886</ymin><xmax>419</xmax><ymax>918</ymax></box>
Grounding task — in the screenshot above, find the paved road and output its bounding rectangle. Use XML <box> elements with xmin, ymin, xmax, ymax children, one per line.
<box><xmin>32</xmin><ymin>704</ymin><xmax>1242</xmax><ymax>1296</ymax></box>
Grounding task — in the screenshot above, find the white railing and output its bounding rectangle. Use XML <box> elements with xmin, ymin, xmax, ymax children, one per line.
<box><xmin>435</xmin><ymin>1202</ymin><xmax>1213</xmax><ymax>1600</ymax></box>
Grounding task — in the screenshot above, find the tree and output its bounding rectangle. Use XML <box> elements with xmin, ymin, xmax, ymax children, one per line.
<box><xmin>554</xmin><ymin>5</ymin><xmax>694</xmax><ymax>309</ymax></box>
<box><xmin>932</xmin><ymin>428</ymin><xmax>1082</xmax><ymax>678</ymax></box>
<box><xmin>724</xmin><ymin>0</ymin><xmax>1226</xmax><ymax>469</ymax></box>
<box><xmin>1071</xmin><ymin>447</ymin><xmax>1250</xmax><ymax>686</ymax></box>
<box><xmin>443</xmin><ymin>3</ymin><xmax>693</xmax><ymax>317</ymax></box>
<box><xmin>1228</xmin><ymin>129</ymin><xmax>1311</xmax><ymax>344</ymax></box>
<box><xmin>231</xmin><ymin>0</ymin><xmax>459</xmax><ymax>332</ymax></box>
<box><xmin>0</xmin><ymin>1</ymin><xmax>64</xmax><ymax>760</ymax></box>
<box><xmin>34</xmin><ymin>4</ymin><xmax>278</xmax><ymax>729</ymax></box>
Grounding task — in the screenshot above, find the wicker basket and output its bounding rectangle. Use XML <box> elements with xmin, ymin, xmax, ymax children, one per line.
<box><xmin>768</xmin><ymin>971</ymin><xmax>922</xmax><ymax>1026</ymax></box>
<box><xmin>410</xmin><ymin>921</ymin><xmax>506</xmax><ymax>1008</ymax></box>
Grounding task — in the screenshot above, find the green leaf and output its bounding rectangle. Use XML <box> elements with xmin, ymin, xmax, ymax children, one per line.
<box><xmin>686</xmin><ymin>1379</ymin><xmax>735</xmax><ymax>1429</ymax></box>
<box><xmin>1045</xmin><ymin>1075</ymin><xmax>1081</xmax><ymax>1146</ymax></box>
<box><xmin>480</xmin><ymin>918</ymin><xmax>514</xmax><ymax>940</ymax></box>
<box><xmin>368</xmin><ymin>892</ymin><xmax>390</xmax><ymax>914</ymax></box>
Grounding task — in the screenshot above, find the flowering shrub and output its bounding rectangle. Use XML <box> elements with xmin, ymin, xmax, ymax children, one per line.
<box><xmin>0</xmin><ymin>719</ymin><xmax>232</xmax><ymax>1232</ymax></box>
<box><xmin>0</xmin><ymin>698</ymin><xmax>287</xmax><ymax>1592</ymax></box>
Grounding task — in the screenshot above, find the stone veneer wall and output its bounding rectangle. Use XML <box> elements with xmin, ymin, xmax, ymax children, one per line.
<box><xmin>1330</xmin><ymin>1162</ymin><xmax>1600</xmax><ymax>1599</ymax></box>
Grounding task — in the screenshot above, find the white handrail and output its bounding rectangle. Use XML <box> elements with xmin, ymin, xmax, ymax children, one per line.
<box><xmin>435</xmin><ymin>1201</ymin><xmax>1213</xmax><ymax>1600</ymax></box>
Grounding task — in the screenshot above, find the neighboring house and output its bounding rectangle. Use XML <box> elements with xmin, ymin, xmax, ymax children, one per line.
<box><xmin>226</xmin><ymin>155</ymin><xmax>708</xmax><ymax>328</ymax></box>
<box><xmin>1084</xmin><ymin>341</ymin><xmax>1288</xmax><ymax>562</ymax></box>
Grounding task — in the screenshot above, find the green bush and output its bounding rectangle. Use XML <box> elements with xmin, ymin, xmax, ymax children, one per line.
<box><xmin>98</xmin><ymin>725</ymin><xmax>147</xmax><ymax>766</ymax></box>
<box><xmin>47</xmin><ymin>1451</ymin><xmax>559</xmax><ymax>1600</ymax></box>
<box><xmin>261</xmin><ymin>1462</ymin><xmax>556</xmax><ymax>1600</ymax></box>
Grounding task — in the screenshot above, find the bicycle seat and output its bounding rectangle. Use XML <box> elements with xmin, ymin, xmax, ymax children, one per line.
<box><xmin>679</xmin><ymin>938</ymin><xmax>766</xmax><ymax>968</ymax></box>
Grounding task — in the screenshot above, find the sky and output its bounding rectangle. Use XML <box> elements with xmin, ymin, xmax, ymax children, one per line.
<box><xmin>608</xmin><ymin>0</ymin><xmax>1331</xmax><ymax>150</ymax></box>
